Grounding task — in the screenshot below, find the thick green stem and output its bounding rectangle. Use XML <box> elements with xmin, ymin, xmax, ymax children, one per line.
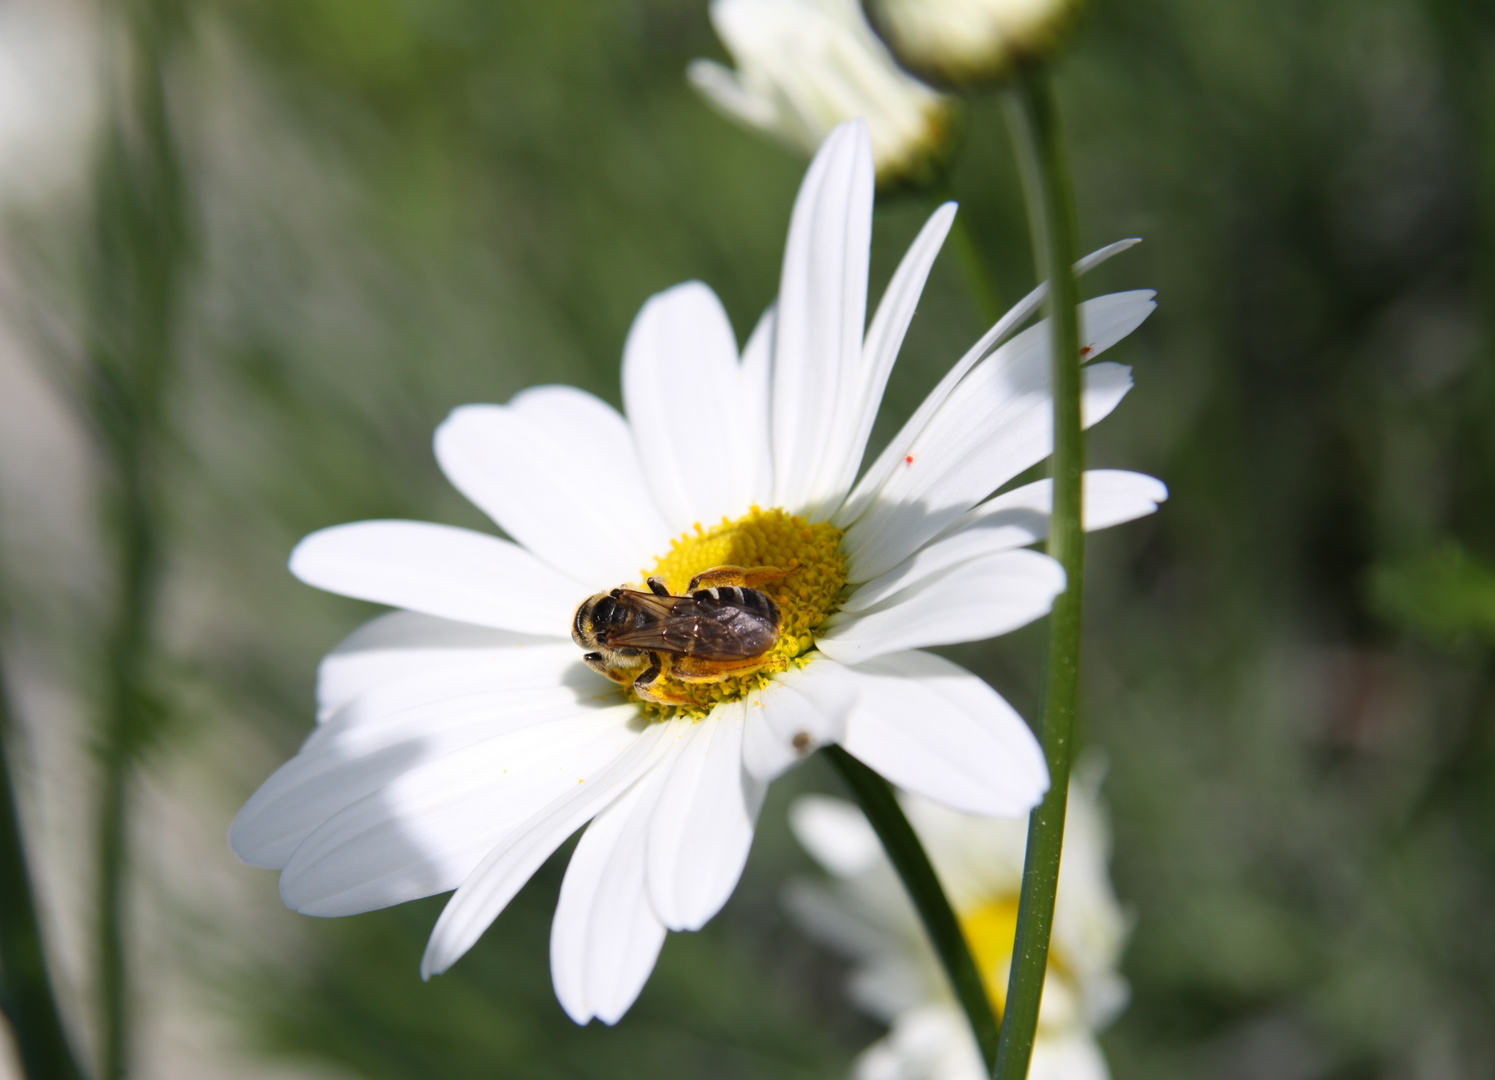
<box><xmin>823</xmin><ymin>746</ymin><xmax>1001</xmax><ymax>1072</ymax></box>
<box><xmin>993</xmin><ymin>69</ymin><xmax>1084</xmax><ymax>1080</ymax></box>
<box><xmin>0</xmin><ymin>655</ymin><xmax>92</xmax><ymax>1080</ymax></box>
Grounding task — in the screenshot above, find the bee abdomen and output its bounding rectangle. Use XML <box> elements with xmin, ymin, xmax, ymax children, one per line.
<box><xmin>694</xmin><ymin>585</ymin><xmax>780</xmax><ymax>628</ymax></box>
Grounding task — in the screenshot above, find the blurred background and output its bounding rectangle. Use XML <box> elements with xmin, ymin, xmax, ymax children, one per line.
<box><xmin>1</xmin><ymin>0</ymin><xmax>1493</xmax><ymax>1077</ymax></box>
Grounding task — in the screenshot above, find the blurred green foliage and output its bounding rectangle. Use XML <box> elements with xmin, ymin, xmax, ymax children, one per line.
<box><xmin>1372</xmin><ymin>543</ymin><xmax>1495</xmax><ymax>644</ymax></box>
<box><xmin>4</xmin><ymin>0</ymin><xmax>1495</xmax><ymax>1077</ymax></box>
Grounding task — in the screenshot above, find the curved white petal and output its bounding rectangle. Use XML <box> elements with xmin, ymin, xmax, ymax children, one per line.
<box><xmin>310</xmin><ymin>651</ymin><xmax>592</xmax><ymax>751</ymax></box>
<box><xmin>290</xmin><ymin>521</ymin><xmax>581</xmax><ymax>635</ymax></box>
<box><xmin>818</xmin><ymin>549</ymin><xmax>1066</xmax><ymax>664</ymax></box>
<box><xmin>232</xmin><ymin>649</ymin><xmax>593</xmax><ymax>869</ymax></box>
<box><xmin>277</xmin><ymin>704</ymin><xmax>647</xmax><ymax>918</ymax></box>
<box><xmin>737</xmin><ymin>304</ymin><xmax>776</xmax><ymax>511</ymax></box>
<box><xmin>838</xmin><ymin>245</ymin><xmax>1145</xmax><ymax>527</ymax></box>
<box><xmin>842</xmin><ymin>350</ymin><xmax>1139</xmax><ymax>583</ymax></box>
<box><xmin>434</xmin><ymin>387</ymin><xmax>671</xmax><ymax>589</ymax></box>
<box><xmin>741</xmin><ymin>656</ymin><xmax>859</xmax><ymax>781</ymax></box>
<box><xmin>686</xmin><ymin>58</ymin><xmax>779</xmax><ymax>131</ymax></box>
<box><xmin>840</xmin><ymin>470</ymin><xmax>1167</xmax><ymax>614</ymax></box>
<box><xmin>788</xmin><ymin>794</ymin><xmax>882</xmax><ymax>877</ymax></box>
<box><xmin>420</xmin><ymin>720</ymin><xmax>673</xmax><ymax>978</ymax></box>
<box><xmin>315</xmin><ymin>611</ymin><xmax>568</xmax><ymax>721</ymax></box>
<box><xmin>623</xmin><ymin>282</ymin><xmax>767</xmax><ymax>532</ymax></box>
<box><xmin>853</xmin><ymin>1004</ymin><xmax>980</xmax><ymax>1080</ymax></box>
<box><xmin>817</xmin><ymin>202</ymin><xmax>956</xmax><ymax>511</ymax></box>
<box><xmin>771</xmin><ymin>119</ymin><xmax>874</xmax><ymax>518</ymax></box>
<box><xmin>841</xmin><ymin>290</ymin><xmax>1155</xmax><ymax>580</ymax></box>
<box><xmin>551</xmin><ymin>762</ymin><xmax>671</xmax><ymax>1026</ymax></box>
<box><xmin>646</xmin><ymin>703</ymin><xmax>765</xmax><ymax>932</ymax></box>
<box><xmin>837</xmin><ymin>651</ymin><xmax>1048</xmax><ymax>817</ymax></box>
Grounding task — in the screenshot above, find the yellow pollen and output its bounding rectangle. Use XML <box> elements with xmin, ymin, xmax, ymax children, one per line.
<box><xmin>959</xmin><ymin>895</ymin><xmax>1071</xmax><ymax>1021</ymax></box>
<box><xmin>960</xmin><ymin>896</ymin><xmax>1021</xmax><ymax>1020</ymax></box>
<box><xmin>636</xmin><ymin>506</ymin><xmax>846</xmax><ymax>719</ymax></box>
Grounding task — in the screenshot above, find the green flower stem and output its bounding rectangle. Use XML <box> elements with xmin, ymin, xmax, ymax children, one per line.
<box><xmin>0</xmin><ymin>654</ymin><xmax>92</xmax><ymax>1080</ymax></box>
<box><xmin>823</xmin><ymin>746</ymin><xmax>1001</xmax><ymax>1072</ymax></box>
<box><xmin>993</xmin><ymin>68</ymin><xmax>1085</xmax><ymax>1080</ymax></box>
<box><xmin>86</xmin><ymin>4</ymin><xmax>188</xmax><ymax>1076</ymax></box>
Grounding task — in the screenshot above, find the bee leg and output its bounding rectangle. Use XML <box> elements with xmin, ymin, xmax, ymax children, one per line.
<box><xmin>645</xmin><ymin>576</ymin><xmax>671</xmax><ymax>597</ymax></box>
<box><xmin>632</xmin><ymin>654</ymin><xmax>696</xmax><ymax>705</ymax></box>
<box><xmin>582</xmin><ymin>652</ymin><xmax>633</xmax><ymax>686</ymax></box>
<box><xmin>667</xmin><ymin>655</ymin><xmax>770</xmax><ymax>684</ymax></box>
<box><xmin>687</xmin><ymin>564</ymin><xmax>795</xmax><ymax>591</ymax></box>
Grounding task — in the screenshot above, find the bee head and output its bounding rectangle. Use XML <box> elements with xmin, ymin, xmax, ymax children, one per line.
<box><xmin>573</xmin><ymin>593</ymin><xmax>605</xmax><ymax>649</ymax></box>
<box><xmin>573</xmin><ymin>592</ymin><xmax>629</xmax><ymax>649</ymax></box>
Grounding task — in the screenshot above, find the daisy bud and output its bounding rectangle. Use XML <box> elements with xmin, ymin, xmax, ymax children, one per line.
<box><xmin>868</xmin><ymin>0</ymin><xmax>1085</xmax><ymax>86</ymax></box>
<box><xmin>688</xmin><ymin>0</ymin><xmax>955</xmax><ymax>189</ymax></box>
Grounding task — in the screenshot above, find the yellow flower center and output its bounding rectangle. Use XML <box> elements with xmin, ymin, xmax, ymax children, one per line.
<box><xmin>635</xmin><ymin>506</ymin><xmax>846</xmax><ymax>718</ymax></box>
<box><xmin>960</xmin><ymin>895</ymin><xmax>1072</xmax><ymax>1023</ymax></box>
<box><xmin>961</xmin><ymin>896</ymin><xmax>1022</xmax><ymax>1020</ymax></box>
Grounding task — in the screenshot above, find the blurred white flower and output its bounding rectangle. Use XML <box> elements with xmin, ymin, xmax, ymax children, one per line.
<box><xmin>789</xmin><ymin>764</ymin><xmax>1129</xmax><ymax>1080</ymax></box>
<box><xmin>231</xmin><ymin>120</ymin><xmax>1160</xmax><ymax>1027</ymax></box>
<box><xmin>869</xmin><ymin>0</ymin><xmax>1084</xmax><ymax>85</ymax></box>
<box><xmin>688</xmin><ymin>0</ymin><xmax>954</xmax><ymax>187</ymax></box>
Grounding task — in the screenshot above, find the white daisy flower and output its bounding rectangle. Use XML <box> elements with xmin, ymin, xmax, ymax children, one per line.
<box><xmin>788</xmin><ymin>764</ymin><xmax>1129</xmax><ymax>1080</ymax></box>
<box><xmin>868</xmin><ymin>0</ymin><xmax>1084</xmax><ymax>86</ymax></box>
<box><xmin>229</xmin><ymin>120</ymin><xmax>1162</xmax><ymax>1027</ymax></box>
<box><xmin>688</xmin><ymin>0</ymin><xmax>954</xmax><ymax>187</ymax></box>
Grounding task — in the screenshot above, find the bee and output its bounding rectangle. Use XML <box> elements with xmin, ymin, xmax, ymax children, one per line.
<box><xmin>572</xmin><ymin>565</ymin><xmax>792</xmax><ymax>705</ymax></box>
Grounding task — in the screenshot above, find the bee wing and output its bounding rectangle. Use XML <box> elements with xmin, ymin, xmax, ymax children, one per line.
<box><xmin>608</xmin><ymin>591</ymin><xmax>766</xmax><ymax>659</ymax></box>
<box><xmin>613</xmin><ymin>589</ymin><xmax>686</xmax><ymax>620</ymax></box>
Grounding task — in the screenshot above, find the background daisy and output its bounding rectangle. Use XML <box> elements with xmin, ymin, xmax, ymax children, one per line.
<box><xmin>788</xmin><ymin>764</ymin><xmax>1129</xmax><ymax>1080</ymax></box>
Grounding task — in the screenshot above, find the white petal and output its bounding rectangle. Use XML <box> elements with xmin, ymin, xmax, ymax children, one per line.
<box><xmin>623</xmin><ymin>282</ymin><xmax>764</xmax><ymax>532</ymax></box>
<box><xmin>740</xmin><ymin>656</ymin><xmax>859</xmax><ymax>782</ymax></box>
<box><xmin>434</xmin><ymin>387</ymin><xmax>671</xmax><ymax>589</ymax></box>
<box><xmin>290</xmin><ymin>521</ymin><xmax>581</xmax><ymax>634</ymax></box>
<box><xmin>550</xmin><ymin>762</ymin><xmax>671</xmax><ymax>1026</ymax></box>
<box><xmin>420</xmin><ymin>720</ymin><xmax>673</xmax><ymax>978</ymax></box>
<box><xmin>685</xmin><ymin>58</ymin><xmax>779</xmax><ymax>131</ymax></box>
<box><xmin>837</xmin><ymin>651</ymin><xmax>1048</xmax><ymax>817</ymax></box>
<box><xmin>770</xmin><ymin>119</ymin><xmax>874</xmax><ymax>518</ymax></box>
<box><xmin>843</xmin><ymin>340</ymin><xmax>1141</xmax><ymax>583</ymax></box>
<box><xmin>231</xmin><ymin>648</ymin><xmax>592</xmax><ymax>869</ymax></box>
<box><xmin>315</xmin><ymin>611</ymin><xmax>567</xmax><ymax>721</ymax></box>
<box><xmin>838</xmin><ymin>244</ymin><xmax>1145</xmax><ymax>529</ymax></box>
<box><xmin>840</xmin><ymin>470</ymin><xmax>1167</xmax><ymax>614</ymax></box>
<box><xmin>816</xmin><ymin>202</ymin><xmax>956</xmax><ymax>511</ymax></box>
<box><xmin>277</xmin><ymin>704</ymin><xmax>647</xmax><ymax>917</ymax></box>
<box><xmin>854</xmin><ymin>1005</ymin><xmax>981</xmax><ymax>1080</ymax></box>
<box><xmin>737</xmin><ymin>304</ymin><xmax>776</xmax><ymax>510</ymax></box>
<box><xmin>818</xmin><ymin>549</ymin><xmax>1066</xmax><ymax>664</ymax></box>
<box><xmin>787</xmin><ymin>794</ymin><xmax>881</xmax><ymax>877</ymax></box>
<box><xmin>1028</xmin><ymin>1031</ymin><xmax>1112</xmax><ymax>1080</ymax></box>
<box><xmin>646</xmin><ymin>703</ymin><xmax>765</xmax><ymax>932</ymax></box>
